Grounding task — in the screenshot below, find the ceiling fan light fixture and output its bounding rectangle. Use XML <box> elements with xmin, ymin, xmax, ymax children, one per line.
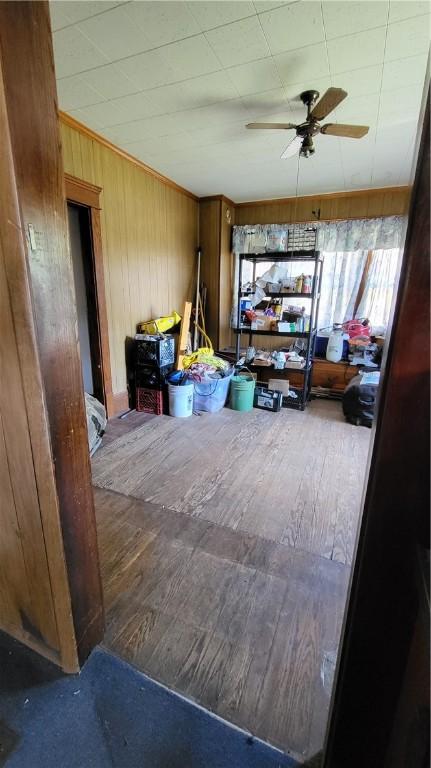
<box><xmin>300</xmin><ymin>136</ymin><xmax>315</xmax><ymax>158</ymax></box>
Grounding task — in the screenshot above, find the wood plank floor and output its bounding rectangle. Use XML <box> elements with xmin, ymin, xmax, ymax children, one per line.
<box><xmin>93</xmin><ymin>400</ymin><xmax>370</xmax><ymax>565</ymax></box>
<box><xmin>93</xmin><ymin>401</ymin><xmax>370</xmax><ymax>761</ymax></box>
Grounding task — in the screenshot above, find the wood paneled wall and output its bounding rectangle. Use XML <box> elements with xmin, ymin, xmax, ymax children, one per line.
<box><xmin>235</xmin><ymin>187</ymin><xmax>410</xmax><ymax>226</ymax></box>
<box><xmin>198</xmin><ymin>197</ymin><xmax>235</xmax><ymax>349</ymax></box>
<box><xmin>219</xmin><ymin>200</ymin><xmax>235</xmax><ymax>349</ymax></box>
<box><xmin>60</xmin><ymin>118</ymin><xmax>199</xmax><ymax>402</ymax></box>
<box><xmin>199</xmin><ymin>199</ymin><xmax>221</xmax><ymax>347</ymax></box>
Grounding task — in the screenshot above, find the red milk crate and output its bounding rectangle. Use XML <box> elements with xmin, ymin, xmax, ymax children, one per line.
<box><xmin>136</xmin><ymin>387</ymin><xmax>163</xmax><ymax>415</ymax></box>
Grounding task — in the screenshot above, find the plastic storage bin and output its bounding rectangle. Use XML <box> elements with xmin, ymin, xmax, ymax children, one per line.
<box><xmin>193</xmin><ymin>369</ymin><xmax>233</xmax><ymax>413</ymax></box>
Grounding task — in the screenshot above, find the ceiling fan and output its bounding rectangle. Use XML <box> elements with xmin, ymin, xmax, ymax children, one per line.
<box><xmin>246</xmin><ymin>88</ymin><xmax>369</xmax><ymax>159</ymax></box>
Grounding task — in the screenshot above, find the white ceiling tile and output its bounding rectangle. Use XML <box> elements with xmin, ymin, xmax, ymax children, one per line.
<box><xmin>259</xmin><ymin>2</ymin><xmax>324</xmax><ymax>55</ymax></box>
<box><xmin>240</xmin><ymin>87</ymin><xmax>290</xmax><ymax>118</ymax></box>
<box><xmin>57</xmin><ymin>74</ymin><xmax>104</xmax><ymax>110</ymax></box>
<box><xmin>82</xmin><ymin>63</ymin><xmax>138</xmax><ymax>100</ymax></box>
<box><xmin>322</xmin><ymin>1</ymin><xmax>388</xmax><ymax>40</ymax></box>
<box><xmin>342</xmin><ymin>165</ymin><xmax>373</xmax><ymax>190</ymax></box>
<box><xmin>327</xmin><ymin>27</ymin><xmax>387</xmax><ymax>75</ymax></box>
<box><xmin>188</xmin><ymin>1</ymin><xmax>256</xmax><ymax>31</ymax></box>
<box><xmin>124</xmin><ymin>132</ymin><xmax>198</xmax><ymax>156</ymax></box>
<box><xmin>371</xmin><ymin>163</ymin><xmax>402</xmax><ymax>187</ymax></box>
<box><xmin>117</xmin><ymin>50</ymin><xmax>178</xmax><ymax>90</ymax></box>
<box><xmin>125</xmin><ymin>1</ymin><xmax>201</xmax><ymax>46</ymax></box>
<box><xmin>53</xmin><ymin>26</ymin><xmax>109</xmax><ymax>77</ymax></box>
<box><xmin>107</xmin><ymin>91</ymin><xmax>165</xmax><ymax>122</ymax></box>
<box><xmin>397</xmin><ymin>157</ymin><xmax>416</xmax><ymax>185</ymax></box>
<box><xmin>334</xmin><ymin>92</ymin><xmax>380</xmax><ymax>126</ymax></box>
<box><xmin>50</xmin><ymin>1</ymin><xmax>124</xmax><ymax>29</ymax></box>
<box><xmin>67</xmin><ymin>107</ymin><xmax>104</xmax><ymax>130</ymax></box>
<box><xmin>187</xmin><ymin>120</ymin><xmax>250</xmax><ymax>148</ymax></box>
<box><xmin>180</xmin><ymin>71</ymin><xmax>240</xmax><ymax>108</ymax></box>
<box><xmin>298</xmin><ymin>157</ymin><xmax>345</xmax><ymax>194</ymax></box>
<box><xmin>340</xmin><ymin>130</ymin><xmax>377</xmax><ymax>180</ymax></box>
<box><xmin>385</xmin><ymin>15</ymin><xmax>431</xmax><ymax>61</ymax></box>
<box><xmin>283</xmin><ymin>75</ymin><xmax>332</xmax><ymax>106</ymax></box>
<box><xmin>227</xmin><ymin>58</ymin><xmax>283</xmax><ymax>96</ymax></box>
<box><xmin>205</xmin><ymin>16</ymin><xmax>270</xmax><ymax>67</ymax></box>
<box><xmin>382</xmin><ymin>54</ymin><xmax>428</xmax><ymax>91</ymax></box>
<box><xmin>50</xmin><ymin>2</ymin><xmax>76</xmax><ymax>32</ymax></box>
<box><xmin>253</xmin><ymin>1</ymin><xmax>297</xmax><ymax>13</ymax></box>
<box><xmin>378</xmin><ymin>83</ymin><xmax>424</xmax><ymax>125</ymax></box>
<box><xmin>334</xmin><ymin>65</ymin><xmax>383</xmax><ymax>99</ymax></box>
<box><xmin>275</xmin><ymin>43</ymin><xmax>330</xmax><ymax>86</ymax></box>
<box><xmin>102</xmin><ymin>113</ymin><xmax>184</xmax><ymax>144</ymax></box>
<box><xmin>69</xmin><ymin>99</ymin><xmax>127</xmax><ymax>127</ymax></box>
<box><xmin>389</xmin><ymin>1</ymin><xmax>430</xmax><ymax>23</ymax></box>
<box><xmin>172</xmin><ymin>99</ymin><xmax>250</xmax><ymax>132</ymax></box>
<box><xmin>158</xmin><ymin>35</ymin><xmax>222</xmax><ymax>79</ymax></box>
<box><xmin>139</xmin><ymin>84</ymin><xmax>190</xmax><ymax>115</ymax></box>
<box><xmin>375</xmin><ymin>118</ymin><xmax>418</xmax><ymax>149</ymax></box>
<box><xmin>77</xmin><ymin>6</ymin><xmax>152</xmax><ymax>59</ymax></box>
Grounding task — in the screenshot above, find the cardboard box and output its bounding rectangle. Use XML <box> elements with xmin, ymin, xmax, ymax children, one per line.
<box><xmin>268</xmin><ymin>378</ymin><xmax>289</xmax><ymax>396</ymax></box>
<box><xmin>254</xmin><ymin>313</ymin><xmax>275</xmax><ymax>332</ymax></box>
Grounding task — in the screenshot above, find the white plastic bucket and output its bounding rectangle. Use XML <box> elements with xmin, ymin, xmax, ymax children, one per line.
<box><xmin>168</xmin><ymin>382</ymin><xmax>194</xmax><ymax>418</ymax></box>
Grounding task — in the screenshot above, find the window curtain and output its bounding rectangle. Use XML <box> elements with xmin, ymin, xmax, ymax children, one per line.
<box><xmin>231</xmin><ymin>216</ymin><xmax>405</xmax><ymax>330</ymax></box>
<box><xmin>356</xmin><ymin>248</ymin><xmax>400</xmax><ymax>330</ymax></box>
<box><xmin>317</xmin><ymin>250</ymin><xmax>368</xmax><ymax>330</ymax></box>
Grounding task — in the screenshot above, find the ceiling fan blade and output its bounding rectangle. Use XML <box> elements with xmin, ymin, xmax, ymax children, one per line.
<box><xmin>246</xmin><ymin>122</ymin><xmax>297</xmax><ymax>130</ymax></box>
<box><xmin>321</xmin><ymin>123</ymin><xmax>369</xmax><ymax>138</ymax></box>
<box><xmin>280</xmin><ymin>135</ymin><xmax>302</xmax><ymax>159</ymax></box>
<box><xmin>310</xmin><ymin>87</ymin><xmax>347</xmax><ymax>120</ymax></box>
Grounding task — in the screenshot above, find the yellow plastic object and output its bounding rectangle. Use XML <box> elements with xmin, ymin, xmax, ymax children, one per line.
<box><xmin>138</xmin><ymin>311</ymin><xmax>181</xmax><ymax>335</ymax></box>
<box><xmin>183</xmin><ymin>349</ymin><xmax>229</xmax><ymax>370</ymax></box>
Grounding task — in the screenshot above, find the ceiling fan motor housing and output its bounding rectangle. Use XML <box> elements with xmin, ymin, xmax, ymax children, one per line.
<box><xmin>300</xmin><ymin>89</ymin><xmax>320</xmax><ymax>112</ymax></box>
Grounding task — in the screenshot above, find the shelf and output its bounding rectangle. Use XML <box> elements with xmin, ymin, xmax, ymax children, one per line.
<box><xmin>234</xmin><ymin>328</ymin><xmax>317</xmax><ymax>339</ymax></box>
<box><xmin>240</xmin><ymin>250</ymin><xmax>320</xmax><ymax>263</ymax></box>
<box><xmin>248</xmin><ymin>363</ymin><xmax>311</xmax><ymax>375</ymax></box>
<box><xmin>240</xmin><ymin>291</ymin><xmax>319</xmax><ymax>300</ymax></box>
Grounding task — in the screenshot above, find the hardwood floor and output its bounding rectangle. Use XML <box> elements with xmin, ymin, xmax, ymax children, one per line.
<box><xmin>93</xmin><ymin>400</ymin><xmax>370</xmax><ymax>761</ymax></box>
<box><xmin>93</xmin><ymin>400</ymin><xmax>370</xmax><ymax>565</ymax></box>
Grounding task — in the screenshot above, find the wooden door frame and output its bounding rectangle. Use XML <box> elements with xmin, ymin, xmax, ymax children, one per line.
<box><xmin>323</xmin><ymin>96</ymin><xmax>430</xmax><ymax>768</ymax></box>
<box><xmin>65</xmin><ymin>173</ymin><xmax>114</xmax><ymax>417</ymax></box>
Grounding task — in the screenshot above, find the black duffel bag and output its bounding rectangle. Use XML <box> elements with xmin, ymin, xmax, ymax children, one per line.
<box><xmin>342</xmin><ymin>373</ymin><xmax>378</xmax><ymax>427</ymax></box>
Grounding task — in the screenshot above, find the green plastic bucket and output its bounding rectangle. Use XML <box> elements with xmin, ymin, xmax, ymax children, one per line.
<box><xmin>230</xmin><ymin>370</ymin><xmax>255</xmax><ymax>412</ymax></box>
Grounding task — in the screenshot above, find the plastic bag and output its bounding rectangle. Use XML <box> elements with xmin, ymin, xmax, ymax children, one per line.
<box><xmin>138</xmin><ymin>311</ymin><xmax>181</xmax><ymax>335</ymax></box>
<box><xmin>85</xmin><ymin>393</ymin><xmax>107</xmax><ymax>456</ymax></box>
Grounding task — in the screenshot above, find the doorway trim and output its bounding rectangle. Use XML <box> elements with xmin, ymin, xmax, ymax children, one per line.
<box><xmin>65</xmin><ymin>173</ymin><xmax>114</xmax><ymax>417</ymax></box>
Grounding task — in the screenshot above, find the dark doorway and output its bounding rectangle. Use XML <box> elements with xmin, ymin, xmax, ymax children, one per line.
<box><xmin>67</xmin><ymin>202</ymin><xmax>104</xmax><ymax>404</ymax></box>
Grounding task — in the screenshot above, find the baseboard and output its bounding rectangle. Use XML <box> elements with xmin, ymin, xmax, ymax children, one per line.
<box><xmin>112</xmin><ymin>390</ymin><xmax>130</xmax><ymax>415</ymax></box>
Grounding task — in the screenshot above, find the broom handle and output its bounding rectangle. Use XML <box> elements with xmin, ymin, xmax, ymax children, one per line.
<box><xmin>193</xmin><ymin>247</ymin><xmax>201</xmax><ymax>351</ymax></box>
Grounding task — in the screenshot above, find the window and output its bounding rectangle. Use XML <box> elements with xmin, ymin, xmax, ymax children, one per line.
<box><xmin>318</xmin><ymin>248</ymin><xmax>400</xmax><ymax>333</ymax></box>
